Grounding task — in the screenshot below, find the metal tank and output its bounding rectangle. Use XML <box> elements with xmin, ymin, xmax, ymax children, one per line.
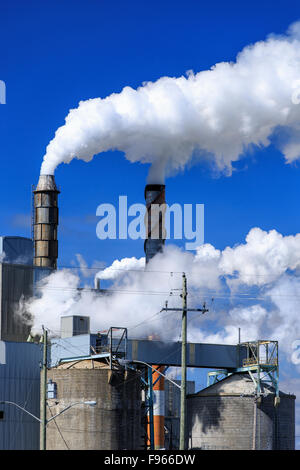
<box><xmin>45</xmin><ymin>360</ymin><xmax>142</xmax><ymax>450</ymax></box>
<box><xmin>33</xmin><ymin>175</ymin><xmax>59</xmax><ymax>268</ymax></box>
<box><xmin>187</xmin><ymin>373</ymin><xmax>295</xmax><ymax>450</ymax></box>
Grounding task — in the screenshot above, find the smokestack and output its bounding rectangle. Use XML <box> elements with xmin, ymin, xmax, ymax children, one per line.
<box><xmin>144</xmin><ymin>184</ymin><xmax>166</xmax><ymax>264</ymax></box>
<box><xmin>144</xmin><ymin>184</ymin><xmax>166</xmax><ymax>449</ymax></box>
<box><xmin>33</xmin><ymin>175</ymin><xmax>60</xmax><ymax>268</ymax></box>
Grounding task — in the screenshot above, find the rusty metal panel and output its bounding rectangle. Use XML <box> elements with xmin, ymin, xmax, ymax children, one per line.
<box><xmin>41</xmin><ymin>225</ymin><xmax>55</xmax><ymax>241</ymax></box>
<box><xmin>34</xmin><ymin>193</ymin><xmax>42</xmax><ymax>206</ymax></box>
<box><xmin>35</xmin><ymin>207</ymin><xmax>49</xmax><ymax>224</ymax></box>
<box><xmin>35</xmin><ymin>241</ymin><xmax>49</xmax><ymax>258</ymax></box>
<box><xmin>34</xmin><ymin>225</ymin><xmax>42</xmax><ymax>240</ymax></box>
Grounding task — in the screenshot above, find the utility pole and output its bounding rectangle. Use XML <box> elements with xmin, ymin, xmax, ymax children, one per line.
<box><xmin>40</xmin><ymin>326</ymin><xmax>47</xmax><ymax>450</ymax></box>
<box><xmin>161</xmin><ymin>273</ymin><xmax>208</xmax><ymax>450</ymax></box>
<box><xmin>180</xmin><ymin>273</ymin><xmax>187</xmax><ymax>451</ymax></box>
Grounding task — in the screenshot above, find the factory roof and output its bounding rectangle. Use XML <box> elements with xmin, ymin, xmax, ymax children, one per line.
<box><xmin>55</xmin><ymin>359</ymin><xmax>109</xmax><ymax>369</ymax></box>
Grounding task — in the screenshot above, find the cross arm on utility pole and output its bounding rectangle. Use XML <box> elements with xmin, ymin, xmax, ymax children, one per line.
<box><xmin>161</xmin><ymin>307</ymin><xmax>208</xmax><ymax>313</ymax></box>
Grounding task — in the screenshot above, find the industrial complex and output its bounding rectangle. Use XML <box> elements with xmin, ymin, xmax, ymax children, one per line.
<box><xmin>0</xmin><ymin>173</ymin><xmax>296</xmax><ymax>451</ymax></box>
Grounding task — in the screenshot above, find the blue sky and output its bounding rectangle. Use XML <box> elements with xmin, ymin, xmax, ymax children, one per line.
<box><xmin>1</xmin><ymin>0</ymin><xmax>300</xmax><ymax>267</ymax></box>
<box><xmin>1</xmin><ymin>0</ymin><xmax>300</xmax><ymax>447</ymax></box>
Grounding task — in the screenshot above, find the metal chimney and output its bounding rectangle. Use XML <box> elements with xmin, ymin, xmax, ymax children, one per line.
<box><xmin>144</xmin><ymin>184</ymin><xmax>166</xmax><ymax>264</ymax></box>
<box><xmin>144</xmin><ymin>184</ymin><xmax>166</xmax><ymax>449</ymax></box>
<box><xmin>33</xmin><ymin>175</ymin><xmax>60</xmax><ymax>268</ymax></box>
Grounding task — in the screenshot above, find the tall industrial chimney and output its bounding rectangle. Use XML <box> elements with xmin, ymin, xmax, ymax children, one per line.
<box><xmin>144</xmin><ymin>184</ymin><xmax>166</xmax><ymax>264</ymax></box>
<box><xmin>33</xmin><ymin>175</ymin><xmax>60</xmax><ymax>268</ymax></box>
<box><xmin>144</xmin><ymin>183</ymin><xmax>166</xmax><ymax>449</ymax></box>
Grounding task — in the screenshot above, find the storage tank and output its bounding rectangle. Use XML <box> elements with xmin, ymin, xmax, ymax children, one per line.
<box><xmin>45</xmin><ymin>360</ymin><xmax>142</xmax><ymax>450</ymax></box>
<box><xmin>187</xmin><ymin>374</ymin><xmax>295</xmax><ymax>450</ymax></box>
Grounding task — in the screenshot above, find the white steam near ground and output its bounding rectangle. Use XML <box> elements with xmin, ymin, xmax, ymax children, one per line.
<box><xmin>24</xmin><ymin>227</ymin><xmax>300</xmax><ymax>368</ymax></box>
<box><xmin>41</xmin><ymin>22</ymin><xmax>300</xmax><ymax>182</ymax></box>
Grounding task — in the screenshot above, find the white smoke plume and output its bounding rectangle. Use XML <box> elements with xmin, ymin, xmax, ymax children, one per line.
<box><xmin>26</xmin><ymin>227</ymin><xmax>300</xmax><ymax>357</ymax></box>
<box><xmin>40</xmin><ymin>23</ymin><xmax>300</xmax><ymax>181</ymax></box>
<box><xmin>96</xmin><ymin>256</ymin><xmax>145</xmax><ymax>281</ymax></box>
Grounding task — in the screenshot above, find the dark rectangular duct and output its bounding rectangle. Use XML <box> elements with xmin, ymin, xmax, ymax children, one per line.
<box><xmin>144</xmin><ymin>184</ymin><xmax>166</xmax><ymax>264</ymax></box>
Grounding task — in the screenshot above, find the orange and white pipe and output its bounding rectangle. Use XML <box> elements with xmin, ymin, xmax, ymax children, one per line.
<box><xmin>152</xmin><ymin>365</ymin><xmax>165</xmax><ymax>449</ymax></box>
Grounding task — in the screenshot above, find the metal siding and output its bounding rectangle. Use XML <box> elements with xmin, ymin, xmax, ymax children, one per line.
<box><xmin>0</xmin><ymin>341</ymin><xmax>41</xmax><ymax>450</ymax></box>
<box><xmin>50</xmin><ymin>335</ymin><xmax>92</xmax><ymax>366</ymax></box>
<box><xmin>0</xmin><ymin>237</ymin><xmax>33</xmax><ymax>266</ymax></box>
<box><xmin>126</xmin><ymin>340</ymin><xmax>246</xmax><ymax>368</ymax></box>
<box><xmin>0</xmin><ymin>263</ymin><xmax>33</xmax><ymax>342</ymax></box>
<box><xmin>0</xmin><ymin>264</ymin><xmax>2</xmax><ymax>340</ymax></box>
<box><xmin>60</xmin><ymin>316</ymin><xmax>90</xmax><ymax>338</ymax></box>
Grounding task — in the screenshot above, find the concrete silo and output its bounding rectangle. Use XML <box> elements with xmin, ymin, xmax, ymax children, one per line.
<box><xmin>45</xmin><ymin>360</ymin><xmax>142</xmax><ymax>450</ymax></box>
<box><xmin>187</xmin><ymin>373</ymin><xmax>295</xmax><ymax>450</ymax></box>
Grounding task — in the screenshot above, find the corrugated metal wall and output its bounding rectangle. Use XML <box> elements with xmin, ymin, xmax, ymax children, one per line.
<box><xmin>0</xmin><ymin>237</ymin><xmax>33</xmax><ymax>266</ymax></box>
<box><xmin>0</xmin><ymin>263</ymin><xmax>33</xmax><ymax>342</ymax></box>
<box><xmin>0</xmin><ymin>341</ymin><xmax>41</xmax><ymax>449</ymax></box>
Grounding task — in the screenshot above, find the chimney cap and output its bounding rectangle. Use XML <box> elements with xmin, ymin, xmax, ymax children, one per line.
<box><xmin>144</xmin><ymin>184</ymin><xmax>165</xmax><ymax>199</ymax></box>
<box><xmin>34</xmin><ymin>174</ymin><xmax>60</xmax><ymax>193</ymax></box>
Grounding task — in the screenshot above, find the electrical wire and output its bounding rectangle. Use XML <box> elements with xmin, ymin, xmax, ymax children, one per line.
<box><xmin>47</xmin><ymin>403</ymin><xmax>70</xmax><ymax>450</ymax></box>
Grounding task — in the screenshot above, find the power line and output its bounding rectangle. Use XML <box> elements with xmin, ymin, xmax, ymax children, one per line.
<box><xmin>34</xmin><ymin>285</ymin><xmax>181</xmax><ymax>296</ymax></box>
<box><xmin>32</xmin><ymin>283</ymin><xmax>300</xmax><ymax>300</ymax></box>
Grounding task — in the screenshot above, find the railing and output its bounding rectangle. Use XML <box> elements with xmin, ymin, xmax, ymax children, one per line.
<box><xmin>243</xmin><ymin>358</ymin><xmax>278</xmax><ymax>367</ymax></box>
<box><xmin>93</xmin><ymin>327</ymin><xmax>128</xmax><ymax>368</ymax></box>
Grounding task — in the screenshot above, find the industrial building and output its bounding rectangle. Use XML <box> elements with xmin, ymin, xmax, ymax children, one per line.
<box><xmin>46</xmin><ymin>316</ymin><xmax>295</xmax><ymax>450</ymax></box>
<box><xmin>187</xmin><ymin>374</ymin><xmax>295</xmax><ymax>450</ymax></box>
<box><xmin>0</xmin><ymin>341</ymin><xmax>40</xmax><ymax>450</ymax></box>
<box><xmin>0</xmin><ymin>173</ymin><xmax>297</xmax><ymax>450</ymax></box>
<box><xmin>0</xmin><ymin>236</ymin><xmax>41</xmax><ymax>449</ymax></box>
<box><xmin>0</xmin><ymin>236</ymin><xmax>33</xmax><ymax>342</ymax></box>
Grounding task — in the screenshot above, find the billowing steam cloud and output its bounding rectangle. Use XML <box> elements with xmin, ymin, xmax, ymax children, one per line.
<box><xmin>41</xmin><ymin>22</ymin><xmax>300</xmax><ymax>181</ymax></box>
<box><xmin>24</xmin><ymin>227</ymin><xmax>300</xmax><ymax>362</ymax></box>
<box><xmin>97</xmin><ymin>256</ymin><xmax>145</xmax><ymax>281</ymax></box>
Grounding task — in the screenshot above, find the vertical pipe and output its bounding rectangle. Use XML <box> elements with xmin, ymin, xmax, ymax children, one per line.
<box><xmin>179</xmin><ymin>273</ymin><xmax>187</xmax><ymax>450</ymax></box>
<box><xmin>40</xmin><ymin>327</ymin><xmax>47</xmax><ymax>450</ymax></box>
<box><xmin>152</xmin><ymin>365</ymin><xmax>165</xmax><ymax>449</ymax></box>
<box><xmin>144</xmin><ymin>184</ymin><xmax>166</xmax><ymax>449</ymax></box>
<box><xmin>252</xmin><ymin>398</ymin><xmax>257</xmax><ymax>450</ymax></box>
<box><xmin>147</xmin><ymin>367</ymin><xmax>154</xmax><ymax>450</ymax></box>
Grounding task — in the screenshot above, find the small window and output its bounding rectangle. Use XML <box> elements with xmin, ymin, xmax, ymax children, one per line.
<box><xmin>0</xmin><ymin>411</ymin><xmax>4</xmax><ymax>420</ymax></box>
